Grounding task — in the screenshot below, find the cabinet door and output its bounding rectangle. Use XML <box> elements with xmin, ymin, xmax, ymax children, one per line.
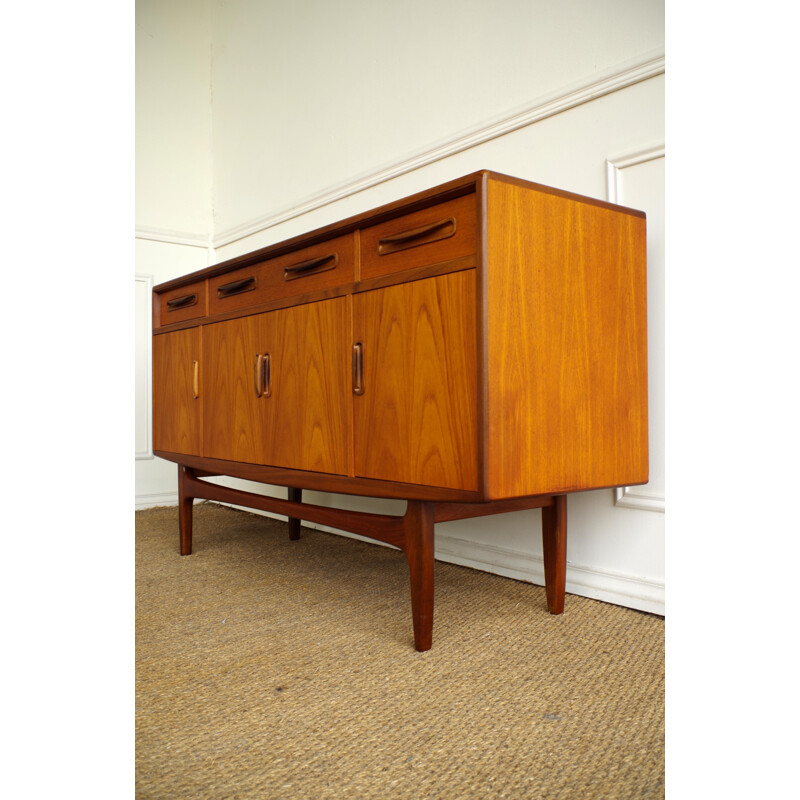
<box><xmin>153</xmin><ymin>327</ymin><xmax>203</xmax><ymax>456</ymax></box>
<box><xmin>203</xmin><ymin>314</ymin><xmax>269</xmax><ymax>464</ymax></box>
<box><xmin>353</xmin><ymin>271</ymin><xmax>478</xmax><ymax>490</ymax></box>
<box><xmin>267</xmin><ymin>297</ymin><xmax>349</xmax><ymax>475</ymax></box>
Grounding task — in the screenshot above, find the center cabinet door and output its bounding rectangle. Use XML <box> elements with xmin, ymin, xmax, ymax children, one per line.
<box><xmin>203</xmin><ymin>297</ymin><xmax>349</xmax><ymax>474</ymax></box>
<box><xmin>353</xmin><ymin>270</ymin><xmax>479</xmax><ymax>491</ymax></box>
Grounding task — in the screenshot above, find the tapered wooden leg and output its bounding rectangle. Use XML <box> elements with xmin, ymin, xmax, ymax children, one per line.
<box><xmin>178</xmin><ymin>465</ymin><xmax>194</xmax><ymax>556</ymax></box>
<box><xmin>541</xmin><ymin>494</ymin><xmax>567</xmax><ymax>614</ymax></box>
<box><xmin>403</xmin><ymin>501</ymin><xmax>436</xmax><ymax>652</ymax></box>
<box><xmin>288</xmin><ymin>487</ymin><xmax>302</xmax><ymax>540</ymax></box>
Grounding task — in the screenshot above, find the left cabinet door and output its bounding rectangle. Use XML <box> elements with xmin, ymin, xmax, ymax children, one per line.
<box><xmin>203</xmin><ymin>314</ymin><xmax>270</xmax><ymax>464</ymax></box>
<box><xmin>153</xmin><ymin>327</ymin><xmax>203</xmax><ymax>456</ymax></box>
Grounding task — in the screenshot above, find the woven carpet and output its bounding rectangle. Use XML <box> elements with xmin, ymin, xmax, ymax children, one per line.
<box><xmin>136</xmin><ymin>503</ymin><xmax>664</xmax><ymax>799</ymax></box>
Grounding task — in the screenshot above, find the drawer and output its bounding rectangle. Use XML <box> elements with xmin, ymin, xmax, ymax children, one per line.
<box><xmin>159</xmin><ymin>281</ymin><xmax>207</xmax><ymax>325</ymax></box>
<box><xmin>360</xmin><ymin>193</ymin><xmax>477</xmax><ymax>280</ymax></box>
<box><xmin>208</xmin><ymin>233</ymin><xmax>356</xmax><ymax>316</ymax></box>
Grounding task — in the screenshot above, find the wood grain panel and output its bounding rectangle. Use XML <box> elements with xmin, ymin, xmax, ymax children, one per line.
<box><xmin>486</xmin><ymin>177</ymin><xmax>648</xmax><ymax>497</ymax></box>
<box><xmin>360</xmin><ymin>194</ymin><xmax>477</xmax><ymax>280</ymax></box>
<box><xmin>354</xmin><ymin>271</ymin><xmax>478</xmax><ymax>491</ymax></box>
<box><xmin>152</xmin><ymin>327</ymin><xmax>202</xmax><ymax>455</ymax></box>
<box><xmin>266</xmin><ymin>297</ymin><xmax>350</xmax><ymax>475</ymax></box>
<box><xmin>203</xmin><ymin>314</ymin><xmax>268</xmax><ymax>463</ymax></box>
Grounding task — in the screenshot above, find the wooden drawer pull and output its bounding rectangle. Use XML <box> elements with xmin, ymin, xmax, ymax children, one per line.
<box><xmin>352</xmin><ymin>342</ymin><xmax>364</xmax><ymax>396</ymax></box>
<box><xmin>192</xmin><ymin>360</ymin><xmax>199</xmax><ymax>399</ymax></box>
<box><xmin>284</xmin><ymin>253</ymin><xmax>338</xmax><ymax>281</ymax></box>
<box><xmin>217</xmin><ymin>276</ymin><xmax>256</xmax><ymax>297</ymax></box>
<box><xmin>377</xmin><ymin>218</ymin><xmax>456</xmax><ymax>255</ymax></box>
<box><xmin>166</xmin><ymin>293</ymin><xmax>198</xmax><ymax>311</ymax></box>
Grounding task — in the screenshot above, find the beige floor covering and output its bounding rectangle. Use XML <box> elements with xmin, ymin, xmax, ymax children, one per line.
<box><xmin>136</xmin><ymin>503</ymin><xmax>664</xmax><ymax>799</ymax></box>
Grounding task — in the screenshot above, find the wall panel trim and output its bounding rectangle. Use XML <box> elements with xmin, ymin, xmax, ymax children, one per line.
<box><xmin>136</xmin><ymin>273</ymin><xmax>154</xmax><ymax>460</ymax></box>
<box><xmin>606</xmin><ymin>142</ymin><xmax>665</xmax><ymax>513</ymax></box>
<box><xmin>605</xmin><ymin>142</ymin><xmax>665</xmax><ymax>204</ymax></box>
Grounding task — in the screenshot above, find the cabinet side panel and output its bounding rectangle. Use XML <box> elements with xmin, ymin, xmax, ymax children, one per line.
<box><xmin>153</xmin><ymin>327</ymin><xmax>203</xmax><ymax>456</ymax></box>
<box><xmin>486</xmin><ymin>179</ymin><xmax>648</xmax><ymax>497</ymax></box>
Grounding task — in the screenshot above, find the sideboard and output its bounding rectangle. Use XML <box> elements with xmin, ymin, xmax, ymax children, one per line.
<box><xmin>152</xmin><ymin>170</ymin><xmax>648</xmax><ymax>651</ymax></box>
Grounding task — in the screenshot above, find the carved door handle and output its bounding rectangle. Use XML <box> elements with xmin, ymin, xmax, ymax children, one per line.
<box><xmin>352</xmin><ymin>342</ymin><xmax>364</xmax><ymax>395</ymax></box>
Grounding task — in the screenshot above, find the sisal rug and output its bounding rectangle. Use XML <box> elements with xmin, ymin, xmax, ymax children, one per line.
<box><xmin>136</xmin><ymin>503</ymin><xmax>664</xmax><ymax>799</ymax></box>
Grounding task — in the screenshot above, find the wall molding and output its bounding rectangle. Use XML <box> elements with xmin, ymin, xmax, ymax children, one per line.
<box><xmin>434</xmin><ymin>532</ymin><xmax>664</xmax><ymax>615</ymax></box>
<box><xmin>135</xmin><ymin>225</ymin><xmax>212</xmax><ymax>249</ymax></box>
<box><xmin>213</xmin><ymin>48</ymin><xmax>665</xmax><ymax>248</ymax></box>
<box><xmin>605</xmin><ymin>142</ymin><xmax>665</xmax><ymax>204</ymax></box>
<box><xmin>136</xmin><ymin>491</ymin><xmax>179</xmax><ymax>510</ymax></box>
<box><xmin>613</xmin><ymin>486</ymin><xmax>665</xmax><ymax>513</ymax></box>
<box><xmin>606</xmin><ymin>141</ymin><xmax>665</xmax><ymax>513</ymax></box>
<box><xmin>135</xmin><ymin>273</ymin><xmax>154</xmax><ymax>461</ymax></box>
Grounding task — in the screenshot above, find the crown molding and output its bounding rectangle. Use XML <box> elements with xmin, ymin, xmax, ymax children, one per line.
<box><xmin>135</xmin><ymin>226</ymin><xmax>212</xmax><ymax>249</ymax></box>
<box><xmin>213</xmin><ymin>48</ymin><xmax>666</xmax><ymax>249</ymax></box>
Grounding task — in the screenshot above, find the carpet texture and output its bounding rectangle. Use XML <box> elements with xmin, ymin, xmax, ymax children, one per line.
<box><xmin>136</xmin><ymin>503</ymin><xmax>664</xmax><ymax>799</ymax></box>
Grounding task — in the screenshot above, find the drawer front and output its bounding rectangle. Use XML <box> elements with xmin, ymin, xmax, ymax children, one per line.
<box><xmin>208</xmin><ymin>233</ymin><xmax>356</xmax><ymax>316</ymax></box>
<box><xmin>159</xmin><ymin>281</ymin><xmax>207</xmax><ymax>325</ymax></box>
<box><xmin>360</xmin><ymin>193</ymin><xmax>477</xmax><ymax>280</ymax></box>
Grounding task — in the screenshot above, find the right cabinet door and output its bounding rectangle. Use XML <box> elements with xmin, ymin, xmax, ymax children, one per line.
<box><xmin>353</xmin><ymin>270</ymin><xmax>479</xmax><ymax>491</ymax></box>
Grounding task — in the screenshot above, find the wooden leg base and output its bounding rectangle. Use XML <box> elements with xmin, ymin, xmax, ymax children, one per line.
<box><xmin>541</xmin><ymin>494</ymin><xmax>567</xmax><ymax>614</ymax></box>
<box><xmin>288</xmin><ymin>487</ymin><xmax>302</xmax><ymax>540</ymax></box>
<box><xmin>403</xmin><ymin>502</ymin><xmax>435</xmax><ymax>652</ymax></box>
<box><xmin>173</xmin><ymin>464</ymin><xmax>567</xmax><ymax>649</ymax></box>
<box><xmin>178</xmin><ymin>465</ymin><xmax>193</xmax><ymax>556</ymax></box>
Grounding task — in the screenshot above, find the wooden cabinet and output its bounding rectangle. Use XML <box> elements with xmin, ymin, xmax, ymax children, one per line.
<box><xmin>152</xmin><ymin>170</ymin><xmax>648</xmax><ymax>651</ymax></box>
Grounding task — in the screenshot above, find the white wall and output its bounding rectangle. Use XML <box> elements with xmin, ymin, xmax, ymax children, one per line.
<box><xmin>135</xmin><ymin>0</ymin><xmax>215</xmax><ymax>504</ymax></box>
<box><xmin>135</xmin><ymin>0</ymin><xmax>665</xmax><ymax>614</ymax></box>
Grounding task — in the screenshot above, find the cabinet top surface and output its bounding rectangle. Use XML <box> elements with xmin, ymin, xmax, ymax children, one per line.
<box><xmin>153</xmin><ymin>170</ymin><xmax>645</xmax><ymax>294</ymax></box>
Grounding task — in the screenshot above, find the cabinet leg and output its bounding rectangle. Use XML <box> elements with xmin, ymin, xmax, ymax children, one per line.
<box><xmin>288</xmin><ymin>487</ymin><xmax>302</xmax><ymax>540</ymax></box>
<box><xmin>178</xmin><ymin>465</ymin><xmax>193</xmax><ymax>556</ymax></box>
<box><xmin>403</xmin><ymin>501</ymin><xmax>435</xmax><ymax>652</ymax></box>
<box><xmin>541</xmin><ymin>494</ymin><xmax>567</xmax><ymax>614</ymax></box>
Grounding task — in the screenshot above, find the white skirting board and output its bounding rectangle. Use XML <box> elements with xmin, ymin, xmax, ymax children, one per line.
<box><xmin>137</xmin><ymin>497</ymin><xmax>664</xmax><ymax>616</ymax></box>
<box><xmin>136</xmin><ymin>491</ymin><xmax>179</xmax><ymax>510</ymax></box>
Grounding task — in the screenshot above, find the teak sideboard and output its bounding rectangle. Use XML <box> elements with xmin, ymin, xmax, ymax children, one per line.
<box><xmin>152</xmin><ymin>170</ymin><xmax>648</xmax><ymax>651</ymax></box>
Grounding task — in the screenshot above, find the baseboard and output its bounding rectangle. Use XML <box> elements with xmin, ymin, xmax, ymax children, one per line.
<box><xmin>434</xmin><ymin>532</ymin><xmax>665</xmax><ymax>616</ymax></box>
<box><xmin>136</xmin><ymin>491</ymin><xmax>179</xmax><ymax>510</ymax></box>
